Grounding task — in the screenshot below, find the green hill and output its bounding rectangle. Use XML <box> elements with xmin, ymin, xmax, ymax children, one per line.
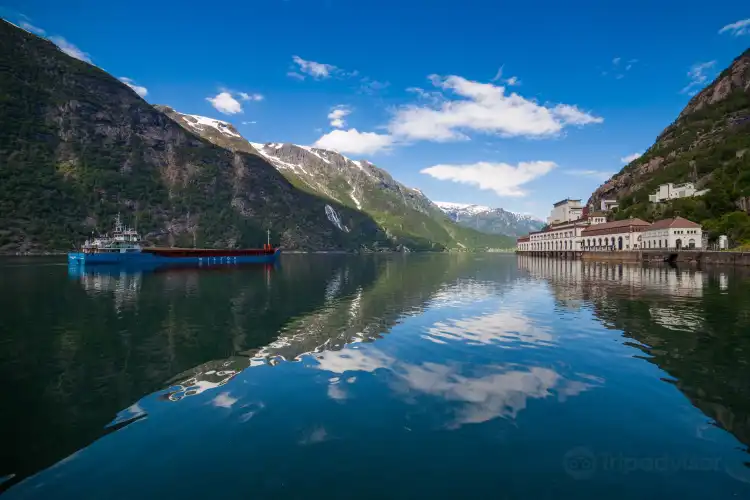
<box><xmin>588</xmin><ymin>48</ymin><xmax>750</xmax><ymax>244</ymax></box>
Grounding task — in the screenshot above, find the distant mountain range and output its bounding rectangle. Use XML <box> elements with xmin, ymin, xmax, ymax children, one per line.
<box><xmin>158</xmin><ymin>105</ymin><xmax>514</xmax><ymax>250</ymax></box>
<box><xmin>435</xmin><ymin>202</ymin><xmax>545</xmax><ymax>237</ymax></box>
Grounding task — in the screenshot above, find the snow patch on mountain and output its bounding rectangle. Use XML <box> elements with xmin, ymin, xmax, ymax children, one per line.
<box><xmin>179</xmin><ymin>114</ymin><xmax>241</xmax><ymax>139</ymax></box>
<box><xmin>434</xmin><ymin>201</ymin><xmax>492</xmax><ymax>215</ymax></box>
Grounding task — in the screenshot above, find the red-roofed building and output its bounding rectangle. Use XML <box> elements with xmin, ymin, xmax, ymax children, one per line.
<box><xmin>642</xmin><ymin>217</ymin><xmax>703</xmax><ymax>249</ymax></box>
<box><xmin>581</xmin><ymin>218</ymin><xmax>650</xmax><ymax>250</ymax></box>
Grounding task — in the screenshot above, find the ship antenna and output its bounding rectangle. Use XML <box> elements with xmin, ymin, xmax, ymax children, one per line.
<box><xmin>267</xmin><ymin>229</ymin><xmax>271</xmax><ymax>246</ymax></box>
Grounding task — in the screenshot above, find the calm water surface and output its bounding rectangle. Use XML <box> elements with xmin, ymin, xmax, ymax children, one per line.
<box><xmin>1</xmin><ymin>254</ymin><xmax>750</xmax><ymax>498</ymax></box>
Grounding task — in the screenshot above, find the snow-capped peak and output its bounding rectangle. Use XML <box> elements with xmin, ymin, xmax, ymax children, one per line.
<box><xmin>434</xmin><ymin>201</ymin><xmax>493</xmax><ymax>215</ymax></box>
<box><xmin>178</xmin><ymin>113</ymin><xmax>241</xmax><ymax>139</ymax></box>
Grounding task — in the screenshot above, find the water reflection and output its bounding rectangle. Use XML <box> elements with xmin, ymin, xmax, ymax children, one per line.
<box><xmin>3</xmin><ymin>255</ymin><xmax>750</xmax><ymax>498</ymax></box>
<box><xmin>517</xmin><ymin>256</ymin><xmax>750</xmax><ymax>453</ymax></box>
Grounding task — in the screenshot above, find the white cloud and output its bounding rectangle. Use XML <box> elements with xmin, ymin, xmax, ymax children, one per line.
<box><xmin>241</xmin><ymin>121</ymin><xmax>257</xmax><ymax>125</ymax></box>
<box><xmin>19</xmin><ymin>21</ymin><xmax>45</xmax><ymax>35</ymax></box>
<box><xmin>612</xmin><ymin>57</ymin><xmax>621</xmax><ymax>65</ymax></box>
<box><xmin>314</xmin><ymin>128</ymin><xmax>394</xmax><ymax>155</ymax></box>
<box><xmin>287</xmin><ymin>71</ymin><xmax>305</xmax><ymax>81</ymax></box>
<box><xmin>620</xmin><ymin>152</ymin><xmax>642</xmax><ymax>164</ymax></box>
<box><xmin>681</xmin><ymin>61</ymin><xmax>716</xmax><ymax>96</ymax></box>
<box><xmin>49</xmin><ymin>36</ymin><xmax>92</xmax><ymax>63</ymax></box>
<box><xmin>504</xmin><ymin>76</ymin><xmax>521</xmax><ymax>86</ymax></box>
<box><xmin>291</xmin><ymin>55</ymin><xmax>337</xmax><ymax>79</ymax></box>
<box><xmin>211</xmin><ymin>392</ymin><xmax>237</xmax><ymax>408</ymax></box>
<box><xmin>388</xmin><ymin>75</ymin><xmax>602</xmax><ymax>142</ymax></box>
<box><xmin>206</xmin><ymin>91</ymin><xmax>243</xmax><ymax>115</ymax></box>
<box><xmin>719</xmin><ymin>18</ymin><xmax>750</xmax><ymax>36</ymax></box>
<box><xmin>327</xmin><ymin>105</ymin><xmax>352</xmax><ymax>128</ymax></box>
<box><xmin>563</xmin><ymin>169</ymin><xmax>614</xmax><ymax>181</ymax></box>
<box><xmin>238</xmin><ymin>92</ymin><xmax>264</xmax><ymax>101</ymax></box>
<box><xmin>420</xmin><ymin>160</ymin><xmax>556</xmax><ymax>197</ymax></box>
<box><xmin>118</xmin><ymin>77</ymin><xmax>148</xmax><ymax>98</ymax></box>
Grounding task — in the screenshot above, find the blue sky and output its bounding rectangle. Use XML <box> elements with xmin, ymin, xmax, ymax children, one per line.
<box><xmin>4</xmin><ymin>1</ymin><xmax>750</xmax><ymax>218</ymax></box>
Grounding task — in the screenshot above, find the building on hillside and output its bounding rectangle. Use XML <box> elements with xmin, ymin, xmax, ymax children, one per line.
<box><xmin>547</xmin><ymin>199</ymin><xmax>583</xmax><ymax>224</ymax></box>
<box><xmin>648</xmin><ymin>183</ymin><xmax>710</xmax><ymax>203</ymax></box>
<box><xmin>641</xmin><ymin>216</ymin><xmax>703</xmax><ymax>249</ymax></box>
<box><xmin>600</xmin><ymin>199</ymin><xmax>619</xmax><ymax>212</ymax></box>
<box><xmin>588</xmin><ymin>211</ymin><xmax>608</xmax><ymax>225</ymax></box>
<box><xmin>580</xmin><ymin>218</ymin><xmax>651</xmax><ymax>251</ymax></box>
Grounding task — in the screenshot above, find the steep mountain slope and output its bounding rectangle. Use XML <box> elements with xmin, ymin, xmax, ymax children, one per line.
<box><xmin>435</xmin><ymin>202</ymin><xmax>544</xmax><ymax>237</ymax></box>
<box><xmin>589</xmin><ymin>47</ymin><xmax>750</xmax><ymax>241</ymax></box>
<box><xmin>0</xmin><ymin>19</ymin><xmax>390</xmax><ymax>252</ymax></box>
<box><xmin>159</xmin><ymin>106</ymin><xmax>515</xmax><ymax>250</ymax></box>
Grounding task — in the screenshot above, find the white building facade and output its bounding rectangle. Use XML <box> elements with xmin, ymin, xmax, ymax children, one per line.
<box><xmin>641</xmin><ymin>217</ymin><xmax>703</xmax><ymax>249</ymax></box>
<box><xmin>527</xmin><ymin>220</ymin><xmax>590</xmax><ymax>252</ymax></box>
<box><xmin>648</xmin><ymin>183</ymin><xmax>710</xmax><ymax>203</ymax></box>
<box><xmin>547</xmin><ymin>199</ymin><xmax>583</xmax><ymax>224</ymax></box>
<box><xmin>580</xmin><ymin>219</ymin><xmax>651</xmax><ymax>251</ymax></box>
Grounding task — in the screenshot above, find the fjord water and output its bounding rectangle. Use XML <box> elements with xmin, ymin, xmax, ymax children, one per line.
<box><xmin>1</xmin><ymin>255</ymin><xmax>750</xmax><ymax>498</ymax></box>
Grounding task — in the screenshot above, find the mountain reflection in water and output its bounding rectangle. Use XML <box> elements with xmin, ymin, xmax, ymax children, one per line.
<box><xmin>1</xmin><ymin>255</ymin><xmax>750</xmax><ymax>498</ymax></box>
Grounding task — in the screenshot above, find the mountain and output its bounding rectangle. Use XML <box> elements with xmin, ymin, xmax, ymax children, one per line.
<box><xmin>589</xmin><ymin>47</ymin><xmax>750</xmax><ymax>243</ymax></box>
<box><xmin>158</xmin><ymin>106</ymin><xmax>515</xmax><ymax>250</ymax></box>
<box><xmin>435</xmin><ymin>202</ymin><xmax>545</xmax><ymax>237</ymax></box>
<box><xmin>0</xmin><ymin>19</ymin><xmax>510</xmax><ymax>252</ymax></box>
<box><xmin>0</xmin><ymin>19</ymin><xmax>394</xmax><ymax>252</ymax></box>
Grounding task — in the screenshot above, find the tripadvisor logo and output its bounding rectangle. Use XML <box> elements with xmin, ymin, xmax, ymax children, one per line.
<box><xmin>563</xmin><ymin>447</ymin><xmax>724</xmax><ymax>480</ymax></box>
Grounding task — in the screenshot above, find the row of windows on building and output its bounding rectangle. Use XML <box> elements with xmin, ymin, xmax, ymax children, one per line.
<box><xmin>523</xmin><ymin>236</ymin><xmax>698</xmax><ymax>251</ymax></box>
<box><xmin>527</xmin><ymin>236</ymin><xmax>630</xmax><ymax>251</ymax></box>
<box><xmin>530</xmin><ymin>230</ymin><xmax>577</xmax><ymax>241</ymax></box>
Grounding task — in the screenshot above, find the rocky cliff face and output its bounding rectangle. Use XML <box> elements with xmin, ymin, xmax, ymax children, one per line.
<box><xmin>435</xmin><ymin>202</ymin><xmax>544</xmax><ymax>237</ymax></box>
<box><xmin>0</xmin><ymin>20</ymin><xmax>394</xmax><ymax>251</ymax></box>
<box><xmin>588</xmin><ymin>48</ymin><xmax>750</xmax><ymax>219</ymax></box>
<box><xmin>159</xmin><ymin>107</ymin><xmax>514</xmax><ymax>250</ymax></box>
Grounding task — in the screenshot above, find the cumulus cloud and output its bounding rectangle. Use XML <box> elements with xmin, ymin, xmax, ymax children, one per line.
<box><xmin>328</xmin><ymin>105</ymin><xmax>352</xmax><ymax>128</ymax></box>
<box><xmin>118</xmin><ymin>77</ymin><xmax>148</xmax><ymax>97</ymax></box>
<box><xmin>620</xmin><ymin>152</ymin><xmax>642</xmax><ymax>164</ymax></box>
<box><xmin>314</xmin><ymin>128</ymin><xmax>394</xmax><ymax>155</ymax></box>
<box><xmin>239</xmin><ymin>92</ymin><xmax>264</xmax><ymax>101</ymax></box>
<box><xmin>49</xmin><ymin>36</ymin><xmax>92</xmax><ymax>63</ymax></box>
<box><xmin>563</xmin><ymin>169</ymin><xmax>614</xmax><ymax>182</ymax></box>
<box><xmin>291</xmin><ymin>55</ymin><xmax>338</xmax><ymax>79</ymax></box>
<box><xmin>420</xmin><ymin>160</ymin><xmax>556</xmax><ymax>197</ymax></box>
<box><xmin>388</xmin><ymin>75</ymin><xmax>602</xmax><ymax>142</ymax></box>
<box><xmin>719</xmin><ymin>18</ymin><xmax>750</xmax><ymax>36</ymax></box>
<box><xmin>19</xmin><ymin>21</ymin><xmax>45</xmax><ymax>35</ymax></box>
<box><xmin>681</xmin><ymin>61</ymin><xmax>716</xmax><ymax>96</ymax></box>
<box><xmin>206</xmin><ymin>91</ymin><xmax>243</xmax><ymax>115</ymax></box>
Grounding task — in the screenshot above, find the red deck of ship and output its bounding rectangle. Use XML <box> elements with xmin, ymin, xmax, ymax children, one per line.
<box><xmin>142</xmin><ymin>247</ymin><xmax>277</xmax><ymax>258</ymax></box>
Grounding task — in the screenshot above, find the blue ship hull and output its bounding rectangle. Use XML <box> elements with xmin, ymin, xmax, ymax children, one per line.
<box><xmin>68</xmin><ymin>248</ymin><xmax>281</xmax><ymax>267</ymax></box>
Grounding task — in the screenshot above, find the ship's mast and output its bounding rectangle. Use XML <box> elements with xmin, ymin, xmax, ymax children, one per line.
<box><xmin>267</xmin><ymin>229</ymin><xmax>271</xmax><ymax>246</ymax></box>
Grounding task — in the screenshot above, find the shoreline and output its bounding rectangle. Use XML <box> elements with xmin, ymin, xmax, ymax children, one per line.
<box><xmin>516</xmin><ymin>250</ymin><xmax>750</xmax><ymax>267</ymax></box>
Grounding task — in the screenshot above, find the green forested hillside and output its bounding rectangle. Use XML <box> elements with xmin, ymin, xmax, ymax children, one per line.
<box><xmin>589</xmin><ymin>48</ymin><xmax>750</xmax><ymax>244</ymax></box>
<box><xmin>0</xmin><ymin>19</ymin><xmax>393</xmax><ymax>251</ymax></box>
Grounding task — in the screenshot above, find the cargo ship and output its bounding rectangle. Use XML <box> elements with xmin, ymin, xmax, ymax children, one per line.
<box><xmin>68</xmin><ymin>215</ymin><xmax>281</xmax><ymax>266</ymax></box>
